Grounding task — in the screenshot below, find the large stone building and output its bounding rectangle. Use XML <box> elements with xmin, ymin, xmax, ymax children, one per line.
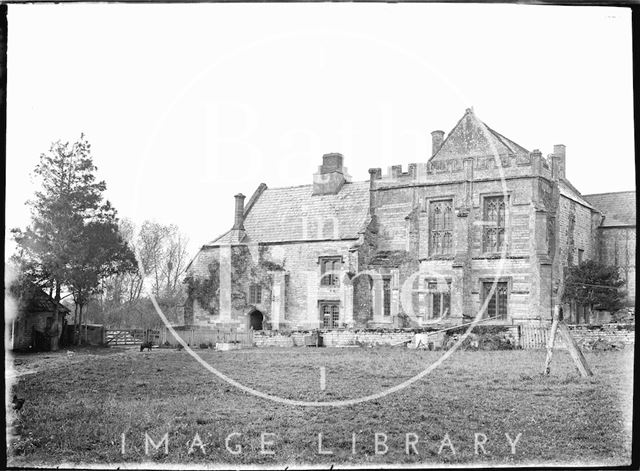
<box><xmin>185</xmin><ymin>109</ymin><xmax>635</xmax><ymax>331</ymax></box>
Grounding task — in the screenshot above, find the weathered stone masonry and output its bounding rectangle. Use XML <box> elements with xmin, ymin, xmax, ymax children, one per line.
<box><xmin>185</xmin><ymin>109</ymin><xmax>635</xmax><ymax>332</ymax></box>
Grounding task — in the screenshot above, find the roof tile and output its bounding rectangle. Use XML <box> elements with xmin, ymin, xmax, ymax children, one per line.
<box><xmin>209</xmin><ymin>181</ymin><xmax>370</xmax><ymax>245</ymax></box>
<box><xmin>583</xmin><ymin>191</ymin><xmax>636</xmax><ymax>227</ymax></box>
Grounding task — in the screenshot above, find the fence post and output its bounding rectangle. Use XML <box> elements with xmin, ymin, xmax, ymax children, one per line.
<box><xmin>543</xmin><ymin>308</ymin><xmax>560</xmax><ymax>374</ymax></box>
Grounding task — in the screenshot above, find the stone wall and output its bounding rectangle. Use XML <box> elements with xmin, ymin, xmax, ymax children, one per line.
<box><xmin>250</xmin><ymin>323</ymin><xmax>634</xmax><ymax>349</ymax></box>
<box><xmin>598</xmin><ymin>227</ymin><xmax>636</xmax><ymax>301</ymax></box>
<box><xmin>565</xmin><ymin>323</ymin><xmax>635</xmax><ymax>349</ymax></box>
<box><xmin>371</xmin><ymin>155</ymin><xmax>550</xmax><ymax>324</ymax></box>
<box><xmin>557</xmin><ymin>195</ymin><xmax>597</xmax><ymax>268</ymax></box>
<box><xmin>253</xmin><ymin>329</ymin><xmax>416</xmax><ymax>348</ymax></box>
<box><xmin>275</xmin><ymin>240</ymin><xmax>357</xmax><ymax>330</ymax></box>
<box><xmin>186</xmin><ymin>240</ymin><xmax>361</xmax><ymax>331</ymax></box>
<box><xmin>186</xmin><ymin>111</ymin><xmax>633</xmax><ymax>330</ymax></box>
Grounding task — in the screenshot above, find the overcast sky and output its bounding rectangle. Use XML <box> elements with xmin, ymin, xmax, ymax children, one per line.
<box><xmin>5</xmin><ymin>3</ymin><xmax>634</xmax><ymax>259</ymax></box>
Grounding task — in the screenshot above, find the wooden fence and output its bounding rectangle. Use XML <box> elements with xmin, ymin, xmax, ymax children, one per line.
<box><xmin>519</xmin><ymin>325</ymin><xmax>550</xmax><ymax>349</ymax></box>
<box><xmin>160</xmin><ymin>326</ymin><xmax>253</xmax><ymax>348</ymax></box>
<box><xmin>106</xmin><ymin>329</ymin><xmax>160</xmax><ymax>346</ymax></box>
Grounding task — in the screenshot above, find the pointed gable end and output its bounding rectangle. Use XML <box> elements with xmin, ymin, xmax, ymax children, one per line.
<box><xmin>431</xmin><ymin>108</ymin><xmax>529</xmax><ymax>161</ymax></box>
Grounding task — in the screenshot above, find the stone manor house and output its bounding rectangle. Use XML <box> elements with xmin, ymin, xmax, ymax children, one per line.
<box><xmin>184</xmin><ymin>109</ymin><xmax>635</xmax><ymax>331</ymax></box>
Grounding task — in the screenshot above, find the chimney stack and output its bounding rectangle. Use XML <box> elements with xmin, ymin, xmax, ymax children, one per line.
<box><xmin>551</xmin><ymin>144</ymin><xmax>566</xmax><ymax>180</ymax></box>
<box><xmin>233</xmin><ymin>193</ymin><xmax>246</xmax><ymax>230</ymax></box>
<box><xmin>313</xmin><ymin>153</ymin><xmax>348</xmax><ymax>195</ymax></box>
<box><xmin>431</xmin><ymin>130</ymin><xmax>445</xmax><ymax>156</ymax></box>
<box><xmin>368</xmin><ymin>168</ymin><xmax>381</xmax><ymax>188</ymax></box>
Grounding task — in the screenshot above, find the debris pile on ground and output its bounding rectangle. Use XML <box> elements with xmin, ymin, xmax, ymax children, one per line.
<box><xmin>443</xmin><ymin>332</ymin><xmax>517</xmax><ymax>351</ymax></box>
<box><xmin>612</xmin><ymin>307</ymin><xmax>635</xmax><ymax>323</ymax></box>
<box><xmin>579</xmin><ymin>338</ymin><xmax>627</xmax><ymax>351</ymax></box>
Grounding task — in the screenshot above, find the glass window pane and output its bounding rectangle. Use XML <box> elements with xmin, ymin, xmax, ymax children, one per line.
<box><xmin>433</xmin><ymin>293</ymin><xmax>441</xmax><ymax>317</ymax></box>
<box><xmin>443</xmin><ymin>292</ymin><xmax>450</xmax><ymax>316</ymax></box>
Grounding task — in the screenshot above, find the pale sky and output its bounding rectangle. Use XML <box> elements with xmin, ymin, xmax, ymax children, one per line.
<box><xmin>5</xmin><ymin>3</ymin><xmax>635</xmax><ymax>260</ymax></box>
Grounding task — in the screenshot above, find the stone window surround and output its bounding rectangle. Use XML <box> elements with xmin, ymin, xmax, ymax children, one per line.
<box><xmin>479</xmin><ymin>191</ymin><xmax>513</xmax><ymax>256</ymax></box>
<box><xmin>317</xmin><ymin>255</ymin><xmax>344</xmax><ymax>287</ymax></box>
<box><xmin>249</xmin><ymin>283</ymin><xmax>262</xmax><ymax>305</ymax></box>
<box><xmin>382</xmin><ymin>275</ymin><xmax>392</xmax><ymax>317</ymax></box>
<box><xmin>423</xmin><ymin>277</ymin><xmax>452</xmax><ymax>321</ymax></box>
<box><xmin>428</xmin><ymin>198</ymin><xmax>455</xmax><ymax>256</ymax></box>
<box><xmin>368</xmin><ymin>268</ymin><xmax>398</xmax><ymax>324</ymax></box>
<box><xmin>317</xmin><ymin>299</ymin><xmax>341</xmax><ymax>329</ymax></box>
<box><xmin>477</xmin><ymin>275</ymin><xmax>513</xmax><ymax>322</ymax></box>
<box><xmin>424</xmin><ymin>194</ymin><xmax>456</xmax><ymax>260</ymax></box>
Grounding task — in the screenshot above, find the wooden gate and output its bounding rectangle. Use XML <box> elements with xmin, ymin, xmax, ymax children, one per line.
<box><xmin>106</xmin><ymin>329</ymin><xmax>160</xmax><ymax>345</ymax></box>
<box><xmin>519</xmin><ymin>325</ymin><xmax>549</xmax><ymax>349</ymax></box>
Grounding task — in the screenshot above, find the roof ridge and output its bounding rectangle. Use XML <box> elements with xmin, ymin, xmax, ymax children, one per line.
<box><xmin>484</xmin><ymin>125</ymin><xmax>529</xmax><ymax>154</ymax></box>
<box><xmin>583</xmin><ymin>190</ymin><xmax>636</xmax><ymax>197</ymax></box>
<box><xmin>430</xmin><ymin>109</ymin><xmax>528</xmax><ymax>161</ymax></box>
<box><xmin>559</xmin><ymin>177</ymin><xmax>583</xmax><ymax>196</ymax></box>
<box><xmin>264</xmin><ymin>180</ymin><xmax>368</xmax><ymax>191</ymax></box>
<box><xmin>209</xmin><ymin>229</ymin><xmax>232</xmax><ymax>244</ymax></box>
<box><xmin>429</xmin><ymin>109</ymin><xmax>471</xmax><ymax>162</ymax></box>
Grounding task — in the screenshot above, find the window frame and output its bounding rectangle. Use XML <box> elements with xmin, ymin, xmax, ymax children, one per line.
<box><xmin>319</xmin><ymin>301</ymin><xmax>341</xmax><ymax>329</ymax></box>
<box><xmin>428</xmin><ymin>198</ymin><xmax>455</xmax><ymax>257</ymax></box>
<box><xmin>577</xmin><ymin>248</ymin><xmax>584</xmax><ymax>265</ymax></box>
<box><xmin>481</xmin><ymin>281</ymin><xmax>509</xmax><ymax>320</ymax></box>
<box><xmin>481</xmin><ymin>194</ymin><xmax>510</xmax><ymax>254</ymax></box>
<box><xmin>249</xmin><ymin>283</ymin><xmax>262</xmax><ymax>304</ymax></box>
<box><xmin>319</xmin><ymin>256</ymin><xmax>342</xmax><ymax>287</ymax></box>
<box><xmin>426</xmin><ymin>279</ymin><xmax>451</xmax><ymax>319</ymax></box>
<box><xmin>382</xmin><ymin>276</ymin><xmax>392</xmax><ymax>317</ymax></box>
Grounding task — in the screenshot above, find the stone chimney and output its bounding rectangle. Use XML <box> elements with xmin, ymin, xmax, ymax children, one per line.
<box><xmin>368</xmin><ymin>168</ymin><xmax>381</xmax><ymax>189</ymax></box>
<box><xmin>431</xmin><ymin>130</ymin><xmax>445</xmax><ymax>156</ymax></box>
<box><xmin>531</xmin><ymin>149</ymin><xmax>542</xmax><ymax>175</ymax></box>
<box><xmin>368</xmin><ymin>168</ymin><xmax>381</xmax><ymax>214</ymax></box>
<box><xmin>551</xmin><ymin>144</ymin><xmax>566</xmax><ymax>180</ymax></box>
<box><xmin>232</xmin><ymin>193</ymin><xmax>246</xmax><ymax>230</ymax></box>
<box><xmin>313</xmin><ymin>153</ymin><xmax>348</xmax><ymax>195</ymax></box>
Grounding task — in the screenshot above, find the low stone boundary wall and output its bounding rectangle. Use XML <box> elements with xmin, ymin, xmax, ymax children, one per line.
<box><xmin>253</xmin><ymin>330</ymin><xmax>416</xmax><ymax>347</ymax></box>
<box><xmin>323</xmin><ymin>330</ymin><xmax>414</xmax><ymax>347</ymax></box>
<box><xmin>251</xmin><ymin>323</ymin><xmax>634</xmax><ymax>350</ymax></box>
<box><xmin>564</xmin><ymin>324</ymin><xmax>634</xmax><ymax>350</ymax></box>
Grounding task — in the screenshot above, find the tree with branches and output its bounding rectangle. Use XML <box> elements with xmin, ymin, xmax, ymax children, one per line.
<box><xmin>563</xmin><ymin>259</ymin><xmax>626</xmax><ymax>320</ymax></box>
<box><xmin>12</xmin><ymin>135</ymin><xmax>137</xmax><ymax>344</ymax></box>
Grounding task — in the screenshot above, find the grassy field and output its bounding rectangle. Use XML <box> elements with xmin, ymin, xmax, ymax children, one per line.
<box><xmin>6</xmin><ymin>345</ymin><xmax>634</xmax><ymax>468</ymax></box>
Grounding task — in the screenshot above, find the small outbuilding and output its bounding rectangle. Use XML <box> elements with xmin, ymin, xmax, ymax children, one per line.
<box><xmin>9</xmin><ymin>281</ymin><xmax>70</xmax><ymax>351</ymax></box>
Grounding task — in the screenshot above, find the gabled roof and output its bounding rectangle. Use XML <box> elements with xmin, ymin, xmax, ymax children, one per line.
<box><xmin>559</xmin><ymin>180</ymin><xmax>595</xmax><ymax>210</ymax></box>
<box><xmin>431</xmin><ymin>108</ymin><xmax>529</xmax><ymax>161</ymax></box>
<box><xmin>14</xmin><ymin>282</ymin><xmax>71</xmax><ymax>314</ymax></box>
<box><xmin>583</xmin><ymin>191</ymin><xmax>636</xmax><ymax>227</ymax></box>
<box><xmin>208</xmin><ymin>181</ymin><xmax>371</xmax><ymax>245</ymax></box>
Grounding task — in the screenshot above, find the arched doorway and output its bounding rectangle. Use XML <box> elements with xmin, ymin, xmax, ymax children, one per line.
<box><xmin>249</xmin><ymin>310</ymin><xmax>263</xmax><ymax>330</ymax></box>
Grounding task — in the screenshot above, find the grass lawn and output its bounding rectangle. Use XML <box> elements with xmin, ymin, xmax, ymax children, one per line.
<box><xmin>6</xmin><ymin>345</ymin><xmax>634</xmax><ymax>468</ymax></box>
